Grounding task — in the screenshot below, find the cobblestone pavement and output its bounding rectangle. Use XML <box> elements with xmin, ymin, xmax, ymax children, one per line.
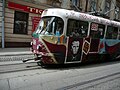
<box><xmin>0</xmin><ymin>55</ymin><xmax>34</xmax><ymax>62</ymax></box>
<box><xmin>0</xmin><ymin>48</ymin><xmax>34</xmax><ymax>62</ymax></box>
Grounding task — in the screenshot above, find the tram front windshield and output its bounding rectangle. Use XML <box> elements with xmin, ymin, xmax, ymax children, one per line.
<box><xmin>35</xmin><ymin>17</ymin><xmax>64</xmax><ymax>36</ymax></box>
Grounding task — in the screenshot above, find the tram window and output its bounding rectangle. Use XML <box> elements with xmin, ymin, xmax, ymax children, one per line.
<box><xmin>106</xmin><ymin>26</ymin><xmax>118</xmax><ymax>39</ymax></box>
<box><xmin>37</xmin><ymin>17</ymin><xmax>64</xmax><ymax>36</ymax></box>
<box><xmin>67</xmin><ymin>19</ymin><xmax>88</xmax><ymax>37</ymax></box>
<box><xmin>54</xmin><ymin>18</ymin><xmax>64</xmax><ymax>36</ymax></box>
<box><xmin>14</xmin><ymin>11</ymin><xmax>28</xmax><ymax>34</ymax></box>
<box><xmin>90</xmin><ymin>23</ymin><xmax>105</xmax><ymax>39</ymax></box>
<box><xmin>118</xmin><ymin>28</ymin><xmax>120</xmax><ymax>40</ymax></box>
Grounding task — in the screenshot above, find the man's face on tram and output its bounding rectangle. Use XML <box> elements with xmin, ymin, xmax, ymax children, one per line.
<box><xmin>71</xmin><ymin>41</ymin><xmax>80</xmax><ymax>55</ymax></box>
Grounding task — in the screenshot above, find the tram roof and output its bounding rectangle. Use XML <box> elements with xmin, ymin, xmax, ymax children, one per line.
<box><xmin>41</xmin><ymin>8</ymin><xmax>120</xmax><ymax>27</ymax></box>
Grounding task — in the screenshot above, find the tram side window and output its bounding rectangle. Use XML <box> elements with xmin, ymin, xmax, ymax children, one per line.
<box><xmin>105</xmin><ymin>26</ymin><xmax>118</xmax><ymax>39</ymax></box>
<box><xmin>90</xmin><ymin>23</ymin><xmax>105</xmax><ymax>39</ymax></box>
<box><xmin>67</xmin><ymin>19</ymin><xmax>88</xmax><ymax>37</ymax></box>
<box><xmin>54</xmin><ymin>18</ymin><xmax>64</xmax><ymax>36</ymax></box>
<box><xmin>118</xmin><ymin>28</ymin><xmax>120</xmax><ymax>40</ymax></box>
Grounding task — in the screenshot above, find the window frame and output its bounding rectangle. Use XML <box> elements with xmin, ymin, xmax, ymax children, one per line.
<box><xmin>35</xmin><ymin>16</ymin><xmax>64</xmax><ymax>36</ymax></box>
<box><xmin>118</xmin><ymin>27</ymin><xmax>120</xmax><ymax>40</ymax></box>
<box><xmin>13</xmin><ymin>11</ymin><xmax>29</xmax><ymax>35</ymax></box>
<box><xmin>90</xmin><ymin>0</ymin><xmax>97</xmax><ymax>12</ymax></box>
<box><xmin>105</xmin><ymin>0</ymin><xmax>111</xmax><ymax>16</ymax></box>
<box><xmin>90</xmin><ymin>23</ymin><xmax>105</xmax><ymax>39</ymax></box>
<box><xmin>105</xmin><ymin>26</ymin><xmax>119</xmax><ymax>39</ymax></box>
<box><xmin>71</xmin><ymin>0</ymin><xmax>80</xmax><ymax>7</ymax></box>
<box><xmin>115</xmin><ymin>6</ymin><xmax>120</xmax><ymax>19</ymax></box>
<box><xmin>67</xmin><ymin>19</ymin><xmax>89</xmax><ymax>38</ymax></box>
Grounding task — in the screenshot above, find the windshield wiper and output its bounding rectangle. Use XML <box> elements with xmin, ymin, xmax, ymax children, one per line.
<box><xmin>41</xmin><ymin>17</ymin><xmax>55</xmax><ymax>34</ymax></box>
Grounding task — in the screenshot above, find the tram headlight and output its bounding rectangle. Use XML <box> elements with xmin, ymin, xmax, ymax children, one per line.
<box><xmin>30</xmin><ymin>41</ymin><xmax>33</xmax><ymax>46</ymax></box>
<box><xmin>30</xmin><ymin>41</ymin><xmax>33</xmax><ymax>52</ymax></box>
<box><xmin>33</xmin><ymin>39</ymin><xmax>36</xmax><ymax>45</ymax></box>
<box><xmin>37</xmin><ymin>45</ymin><xmax>39</xmax><ymax>50</ymax></box>
<box><xmin>37</xmin><ymin>45</ymin><xmax>41</xmax><ymax>51</ymax></box>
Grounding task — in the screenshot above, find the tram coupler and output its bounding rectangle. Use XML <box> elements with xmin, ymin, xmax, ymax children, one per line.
<box><xmin>116</xmin><ymin>55</ymin><xmax>120</xmax><ymax>60</ymax></box>
<box><xmin>22</xmin><ymin>58</ymin><xmax>34</xmax><ymax>63</ymax></box>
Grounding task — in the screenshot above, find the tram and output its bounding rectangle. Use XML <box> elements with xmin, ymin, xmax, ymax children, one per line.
<box><xmin>30</xmin><ymin>8</ymin><xmax>120</xmax><ymax>65</ymax></box>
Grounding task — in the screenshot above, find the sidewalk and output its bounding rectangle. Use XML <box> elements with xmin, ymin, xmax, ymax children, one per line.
<box><xmin>0</xmin><ymin>48</ymin><xmax>32</xmax><ymax>56</ymax></box>
<box><xmin>0</xmin><ymin>48</ymin><xmax>34</xmax><ymax>65</ymax></box>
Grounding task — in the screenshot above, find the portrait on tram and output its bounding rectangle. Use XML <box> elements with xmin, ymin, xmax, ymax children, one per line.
<box><xmin>66</xmin><ymin>38</ymin><xmax>82</xmax><ymax>63</ymax></box>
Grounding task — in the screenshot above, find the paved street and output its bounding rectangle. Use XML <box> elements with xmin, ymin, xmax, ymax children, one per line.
<box><xmin>0</xmin><ymin>48</ymin><xmax>120</xmax><ymax>90</ymax></box>
<box><xmin>0</xmin><ymin>62</ymin><xmax>40</xmax><ymax>74</ymax></box>
<box><xmin>0</xmin><ymin>60</ymin><xmax>120</xmax><ymax>90</ymax></box>
<box><xmin>0</xmin><ymin>55</ymin><xmax>34</xmax><ymax>62</ymax></box>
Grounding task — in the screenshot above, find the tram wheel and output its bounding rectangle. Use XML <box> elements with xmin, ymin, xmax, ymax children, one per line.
<box><xmin>37</xmin><ymin>61</ymin><xmax>45</xmax><ymax>66</ymax></box>
<box><xmin>37</xmin><ymin>62</ymin><xmax>41</xmax><ymax>66</ymax></box>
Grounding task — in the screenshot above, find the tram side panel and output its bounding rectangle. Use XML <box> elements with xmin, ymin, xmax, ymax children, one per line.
<box><xmin>105</xmin><ymin>39</ymin><xmax>120</xmax><ymax>60</ymax></box>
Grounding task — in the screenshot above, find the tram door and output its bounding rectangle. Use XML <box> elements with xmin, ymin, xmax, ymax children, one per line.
<box><xmin>89</xmin><ymin>23</ymin><xmax>105</xmax><ymax>53</ymax></box>
<box><xmin>65</xmin><ymin>19</ymin><xmax>89</xmax><ymax>63</ymax></box>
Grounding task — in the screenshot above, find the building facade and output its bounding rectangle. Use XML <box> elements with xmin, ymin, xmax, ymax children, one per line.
<box><xmin>0</xmin><ymin>0</ymin><xmax>52</xmax><ymax>48</ymax></box>
<box><xmin>0</xmin><ymin>0</ymin><xmax>120</xmax><ymax>48</ymax></box>
<box><xmin>0</xmin><ymin>0</ymin><xmax>2</xmax><ymax>48</ymax></box>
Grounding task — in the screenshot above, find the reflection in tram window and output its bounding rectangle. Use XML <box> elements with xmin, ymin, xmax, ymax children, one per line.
<box><xmin>106</xmin><ymin>26</ymin><xmax>118</xmax><ymax>39</ymax></box>
<box><xmin>67</xmin><ymin>19</ymin><xmax>88</xmax><ymax>38</ymax></box>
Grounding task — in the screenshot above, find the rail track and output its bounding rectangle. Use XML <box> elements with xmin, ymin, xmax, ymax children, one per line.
<box><xmin>0</xmin><ymin>62</ymin><xmax>42</xmax><ymax>74</ymax></box>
